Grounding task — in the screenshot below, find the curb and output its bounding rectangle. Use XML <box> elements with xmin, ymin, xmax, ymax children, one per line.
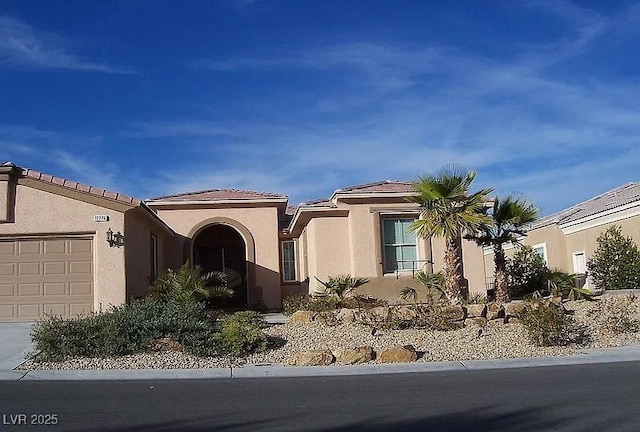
<box><xmin>1</xmin><ymin>344</ymin><xmax>639</xmax><ymax>381</ymax></box>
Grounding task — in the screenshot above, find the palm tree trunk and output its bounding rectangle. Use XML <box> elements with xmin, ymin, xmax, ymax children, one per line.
<box><xmin>494</xmin><ymin>244</ymin><xmax>509</xmax><ymax>303</ymax></box>
<box><xmin>444</xmin><ymin>235</ymin><xmax>463</xmax><ymax>304</ymax></box>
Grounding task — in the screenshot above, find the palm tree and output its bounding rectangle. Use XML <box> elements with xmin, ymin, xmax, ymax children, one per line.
<box><xmin>467</xmin><ymin>195</ymin><xmax>538</xmax><ymax>303</ymax></box>
<box><xmin>409</xmin><ymin>165</ymin><xmax>493</xmax><ymax>304</ymax></box>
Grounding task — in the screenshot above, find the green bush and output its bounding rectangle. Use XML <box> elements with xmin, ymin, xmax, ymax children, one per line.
<box><xmin>314</xmin><ymin>274</ymin><xmax>369</xmax><ymax>301</ymax></box>
<box><xmin>150</xmin><ymin>262</ymin><xmax>232</xmax><ymax>304</ymax></box>
<box><xmin>31</xmin><ymin>298</ymin><xmax>219</xmax><ymax>362</ymax></box>
<box><xmin>215</xmin><ymin>311</ymin><xmax>268</xmax><ymax>357</ymax></box>
<box><xmin>507</xmin><ymin>246</ymin><xmax>547</xmax><ymax>298</ymax></box>
<box><xmin>587</xmin><ymin>226</ymin><xmax>640</xmax><ymax>291</ymax></box>
<box><xmin>282</xmin><ymin>293</ymin><xmax>311</xmax><ymax>316</ymax></box>
<box><xmin>520</xmin><ymin>300</ymin><xmax>571</xmax><ymax>346</ymax></box>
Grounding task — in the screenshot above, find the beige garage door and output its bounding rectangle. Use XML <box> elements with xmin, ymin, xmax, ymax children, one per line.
<box><xmin>0</xmin><ymin>237</ymin><xmax>93</xmax><ymax>322</ymax></box>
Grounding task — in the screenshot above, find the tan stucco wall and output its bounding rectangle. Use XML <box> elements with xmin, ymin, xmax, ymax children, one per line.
<box><xmin>151</xmin><ymin>205</ymin><xmax>282</xmax><ymax>308</ymax></box>
<box><xmin>305</xmin><ymin>216</ymin><xmax>351</xmax><ymax>294</ymax></box>
<box><xmin>0</xmin><ymin>181</ymin><xmax>9</xmax><ymax>222</ymax></box>
<box><xmin>0</xmin><ymin>184</ymin><xmax>127</xmax><ymax>311</ymax></box>
<box><xmin>124</xmin><ymin>208</ymin><xmax>173</xmax><ymax>300</ymax></box>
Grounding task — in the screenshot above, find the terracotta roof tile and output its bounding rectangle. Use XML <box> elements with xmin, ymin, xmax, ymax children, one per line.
<box><xmin>149</xmin><ymin>188</ymin><xmax>287</xmax><ymax>202</ymax></box>
<box><xmin>337</xmin><ymin>180</ymin><xmax>415</xmax><ymax>194</ymax></box>
<box><xmin>19</xmin><ymin>166</ymin><xmax>140</xmax><ymax>206</ymax></box>
<box><xmin>533</xmin><ymin>182</ymin><xmax>640</xmax><ymax>229</ymax></box>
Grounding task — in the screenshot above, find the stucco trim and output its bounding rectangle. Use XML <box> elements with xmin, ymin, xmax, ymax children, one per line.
<box><xmin>18</xmin><ymin>178</ymin><xmax>135</xmax><ymax>213</ymax></box>
<box><xmin>0</xmin><ymin>231</ymin><xmax>95</xmax><ymax>239</ymax></box>
<box><xmin>560</xmin><ymin>204</ymin><xmax>640</xmax><ymax>235</ymax></box>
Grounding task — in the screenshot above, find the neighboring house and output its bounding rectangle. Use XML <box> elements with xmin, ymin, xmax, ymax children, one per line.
<box><xmin>0</xmin><ymin>162</ymin><xmax>485</xmax><ymax>322</ymax></box>
<box><xmin>482</xmin><ymin>182</ymin><xmax>640</xmax><ymax>292</ymax></box>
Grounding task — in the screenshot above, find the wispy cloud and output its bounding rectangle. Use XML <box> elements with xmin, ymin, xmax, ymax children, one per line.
<box><xmin>0</xmin><ymin>16</ymin><xmax>133</xmax><ymax>73</ymax></box>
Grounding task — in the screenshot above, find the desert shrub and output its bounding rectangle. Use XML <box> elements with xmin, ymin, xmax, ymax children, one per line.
<box><xmin>587</xmin><ymin>226</ymin><xmax>640</xmax><ymax>291</ymax></box>
<box><xmin>215</xmin><ymin>311</ymin><xmax>268</xmax><ymax>356</ymax></box>
<box><xmin>248</xmin><ymin>299</ymin><xmax>269</xmax><ymax>313</ymax></box>
<box><xmin>282</xmin><ymin>293</ymin><xmax>311</xmax><ymax>315</ymax></box>
<box><xmin>341</xmin><ymin>295</ymin><xmax>388</xmax><ymax>310</ymax></box>
<box><xmin>31</xmin><ymin>298</ymin><xmax>219</xmax><ymax>362</ymax></box>
<box><xmin>597</xmin><ymin>296</ymin><xmax>640</xmax><ymax>335</ymax></box>
<box><xmin>314</xmin><ymin>274</ymin><xmax>369</xmax><ymax>301</ymax></box>
<box><xmin>546</xmin><ymin>269</ymin><xmax>592</xmax><ymax>301</ymax></box>
<box><xmin>520</xmin><ymin>300</ymin><xmax>575</xmax><ymax>346</ymax></box>
<box><xmin>464</xmin><ymin>292</ymin><xmax>488</xmax><ymax>305</ymax></box>
<box><xmin>150</xmin><ymin>262</ymin><xmax>232</xmax><ymax>304</ymax></box>
<box><xmin>507</xmin><ymin>246</ymin><xmax>547</xmax><ymax>298</ymax></box>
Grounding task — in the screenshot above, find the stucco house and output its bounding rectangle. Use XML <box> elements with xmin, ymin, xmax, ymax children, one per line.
<box><xmin>0</xmin><ymin>162</ymin><xmax>486</xmax><ymax>322</ymax></box>
<box><xmin>482</xmin><ymin>182</ymin><xmax>640</xmax><ymax>292</ymax></box>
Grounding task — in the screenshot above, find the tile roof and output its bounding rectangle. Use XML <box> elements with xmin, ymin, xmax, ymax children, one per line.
<box><xmin>533</xmin><ymin>182</ymin><xmax>640</xmax><ymax>229</ymax></box>
<box><xmin>148</xmin><ymin>188</ymin><xmax>287</xmax><ymax>202</ymax></box>
<box><xmin>337</xmin><ymin>180</ymin><xmax>415</xmax><ymax>194</ymax></box>
<box><xmin>2</xmin><ymin>162</ymin><xmax>140</xmax><ymax>206</ymax></box>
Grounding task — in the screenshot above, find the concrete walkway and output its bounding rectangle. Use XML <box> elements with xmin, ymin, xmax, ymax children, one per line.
<box><xmin>2</xmin><ymin>344</ymin><xmax>639</xmax><ymax>381</ymax></box>
<box><xmin>0</xmin><ymin>322</ymin><xmax>33</xmax><ymax>371</ymax></box>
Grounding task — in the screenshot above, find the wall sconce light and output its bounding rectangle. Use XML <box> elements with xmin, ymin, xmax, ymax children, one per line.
<box><xmin>106</xmin><ymin>227</ymin><xmax>123</xmax><ymax>247</ymax></box>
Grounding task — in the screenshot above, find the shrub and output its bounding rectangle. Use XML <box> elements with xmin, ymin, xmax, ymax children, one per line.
<box><xmin>282</xmin><ymin>293</ymin><xmax>310</xmax><ymax>316</ymax></box>
<box><xmin>314</xmin><ymin>274</ymin><xmax>369</xmax><ymax>301</ymax></box>
<box><xmin>587</xmin><ymin>226</ymin><xmax>640</xmax><ymax>291</ymax></box>
<box><xmin>150</xmin><ymin>262</ymin><xmax>232</xmax><ymax>304</ymax></box>
<box><xmin>518</xmin><ymin>300</ymin><xmax>590</xmax><ymax>346</ymax></box>
<box><xmin>31</xmin><ymin>298</ymin><xmax>219</xmax><ymax>362</ymax></box>
<box><xmin>215</xmin><ymin>311</ymin><xmax>268</xmax><ymax>357</ymax></box>
<box><xmin>545</xmin><ymin>269</ymin><xmax>592</xmax><ymax>301</ymax></box>
<box><xmin>507</xmin><ymin>246</ymin><xmax>547</xmax><ymax>297</ymax></box>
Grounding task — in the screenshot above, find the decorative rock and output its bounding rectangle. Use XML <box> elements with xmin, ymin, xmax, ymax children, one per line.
<box><xmin>393</xmin><ymin>305</ymin><xmax>418</xmax><ymax>320</ymax></box>
<box><xmin>335</xmin><ymin>308</ymin><xmax>356</xmax><ymax>324</ymax></box>
<box><xmin>486</xmin><ymin>302</ymin><xmax>505</xmax><ymax>320</ymax></box>
<box><xmin>465</xmin><ymin>317</ymin><xmax>488</xmax><ymax>327</ymax></box>
<box><xmin>444</xmin><ymin>305</ymin><xmax>466</xmax><ymax>321</ymax></box>
<box><xmin>314</xmin><ymin>311</ymin><xmax>338</xmax><ymax>326</ymax></box>
<box><xmin>291</xmin><ymin>349</ymin><xmax>334</xmax><ymax>366</ymax></box>
<box><xmin>290</xmin><ymin>310</ymin><xmax>315</xmax><ymax>324</ymax></box>
<box><xmin>151</xmin><ymin>338</ymin><xmax>183</xmax><ymax>352</ymax></box>
<box><xmin>503</xmin><ymin>301</ymin><xmax>527</xmax><ymax>318</ymax></box>
<box><xmin>465</xmin><ymin>303</ymin><xmax>487</xmax><ymax>318</ymax></box>
<box><xmin>335</xmin><ymin>346</ymin><xmax>375</xmax><ymax>365</ymax></box>
<box><xmin>378</xmin><ymin>345</ymin><xmax>418</xmax><ymax>363</ymax></box>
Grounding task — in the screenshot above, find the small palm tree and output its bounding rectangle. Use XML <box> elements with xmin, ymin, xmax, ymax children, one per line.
<box><xmin>314</xmin><ymin>274</ymin><xmax>369</xmax><ymax>302</ymax></box>
<box><xmin>467</xmin><ymin>195</ymin><xmax>538</xmax><ymax>303</ymax></box>
<box><xmin>409</xmin><ymin>165</ymin><xmax>493</xmax><ymax>304</ymax></box>
<box><xmin>150</xmin><ymin>261</ymin><xmax>233</xmax><ymax>304</ymax></box>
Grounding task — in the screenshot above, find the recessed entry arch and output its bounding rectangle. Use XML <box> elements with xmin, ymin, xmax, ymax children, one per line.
<box><xmin>188</xmin><ymin>217</ymin><xmax>256</xmax><ymax>308</ymax></box>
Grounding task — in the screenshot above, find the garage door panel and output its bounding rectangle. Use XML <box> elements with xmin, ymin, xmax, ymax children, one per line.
<box><xmin>44</xmin><ymin>282</ymin><xmax>67</xmax><ymax>296</ymax></box>
<box><xmin>18</xmin><ymin>241</ymin><xmax>41</xmax><ymax>255</ymax></box>
<box><xmin>0</xmin><ymin>263</ymin><xmax>15</xmax><ymax>275</ymax></box>
<box><xmin>18</xmin><ymin>283</ymin><xmax>40</xmax><ymax>296</ymax></box>
<box><xmin>0</xmin><ymin>237</ymin><xmax>94</xmax><ymax>322</ymax></box>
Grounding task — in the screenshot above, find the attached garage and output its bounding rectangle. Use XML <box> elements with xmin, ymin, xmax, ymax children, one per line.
<box><xmin>0</xmin><ymin>237</ymin><xmax>93</xmax><ymax>321</ymax></box>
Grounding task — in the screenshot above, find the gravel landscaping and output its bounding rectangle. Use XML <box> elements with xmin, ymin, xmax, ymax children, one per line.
<box><xmin>18</xmin><ymin>297</ymin><xmax>640</xmax><ymax>370</ymax></box>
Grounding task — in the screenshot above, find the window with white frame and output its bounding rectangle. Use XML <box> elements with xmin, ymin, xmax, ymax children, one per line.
<box><xmin>281</xmin><ymin>240</ymin><xmax>297</xmax><ymax>282</ymax></box>
<box><xmin>383</xmin><ymin>218</ymin><xmax>417</xmax><ymax>273</ymax></box>
<box><xmin>532</xmin><ymin>243</ymin><xmax>548</xmax><ymax>265</ymax></box>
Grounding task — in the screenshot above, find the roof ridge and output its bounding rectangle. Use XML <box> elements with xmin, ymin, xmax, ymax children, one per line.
<box><xmin>149</xmin><ymin>187</ymin><xmax>287</xmax><ymax>201</ymax></box>
<box><xmin>339</xmin><ymin>179</ymin><xmax>412</xmax><ymax>192</ymax></box>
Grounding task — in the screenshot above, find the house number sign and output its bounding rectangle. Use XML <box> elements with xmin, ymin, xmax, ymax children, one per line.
<box><xmin>94</xmin><ymin>215</ymin><xmax>110</xmax><ymax>222</ymax></box>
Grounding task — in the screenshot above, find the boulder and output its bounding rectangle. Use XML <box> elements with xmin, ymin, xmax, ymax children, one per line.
<box><xmin>465</xmin><ymin>317</ymin><xmax>488</xmax><ymax>327</ymax></box>
<box><xmin>503</xmin><ymin>301</ymin><xmax>527</xmax><ymax>318</ymax></box>
<box><xmin>464</xmin><ymin>303</ymin><xmax>487</xmax><ymax>318</ymax></box>
<box><xmin>291</xmin><ymin>349</ymin><xmax>334</xmax><ymax>366</ymax></box>
<box><xmin>314</xmin><ymin>311</ymin><xmax>338</xmax><ymax>326</ymax></box>
<box><xmin>486</xmin><ymin>302</ymin><xmax>505</xmax><ymax>320</ymax></box>
<box><xmin>378</xmin><ymin>345</ymin><xmax>418</xmax><ymax>363</ymax></box>
<box><xmin>151</xmin><ymin>337</ymin><xmax>183</xmax><ymax>352</ymax></box>
<box><xmin>335</xmin><ymin>308</ymin><xmax>356</xmax><ymax>324</ymax></box>
<box><xmin>290</xmin><ymin>310</ymin><xmax>315</xmax><ymax>324</ymax></box>
<box><xmin>335</xmin><ymin>346</ymin><xmax>375</xmax><ymax>365</ymax></box>
<box><xmin>393</xmin><ymin>305</ymin><xmax>418</xmax><ymax>321</ymax></box>
<box><xmin>444</xmin><ymin>305</ymin><xmax>466</xmax><ymax>321</ymax></box>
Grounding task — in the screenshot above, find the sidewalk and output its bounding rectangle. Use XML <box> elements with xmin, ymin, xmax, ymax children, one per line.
<box><xmin>2</xmin><ymin>344</ymin><xmax>639</xmax><ymax>381</ymax></box>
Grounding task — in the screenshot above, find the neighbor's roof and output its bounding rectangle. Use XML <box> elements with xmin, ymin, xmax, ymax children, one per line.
<box><xmin>1</xmin><ymin>161</ymin><xmax>140</xmax><ymax>206</ymax></box>
<box><xmin>336</xmin><ymin>180</ymin><xmax>415</xmax><ymax>194</ymax></box>
<box><xmin>532</xmin><ymin>182</ymin><xmax>640</xmax><ymax>229</ymax></box>
<box><xmin>147</xmin><ymin>188</ymin><xmax>288</xmax><ymax>202</ymax></box>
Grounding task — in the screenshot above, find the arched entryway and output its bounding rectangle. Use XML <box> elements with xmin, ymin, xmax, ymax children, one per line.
<box><xmin>192</xmin><ymin>224</ymin><xmax>248</xmax><ymax>308</ymax></box>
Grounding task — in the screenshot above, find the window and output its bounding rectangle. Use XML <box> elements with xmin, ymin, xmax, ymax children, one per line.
<box><xmin>383</xmin><ymin>218</ymin><xmax>417</xmax><ymax>273</ymax></box>
<box><xmin>150</xmin><ymin>233</ymin><xmax>158</xmax><ymax>280</ymax></box>
<box><xmin>281</xmin><ymin>240</ymin><xmax>297</xmax><ymax>282</ymax></box>
<box><xmin>573</xmin><ymin>251</ymin><xmax>586</xmax><ymax>274</ymax></box>
<box><xmin>532</xmin><ymin>243</ymin><xmax>548</xmax><ymax>265</ymax></box>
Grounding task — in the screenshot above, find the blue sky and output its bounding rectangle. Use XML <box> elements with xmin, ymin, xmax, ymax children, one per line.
<box><xmin>1</xmin><ymin>0</ymin><xmax>638</xmax><ymax>215</ymax></box>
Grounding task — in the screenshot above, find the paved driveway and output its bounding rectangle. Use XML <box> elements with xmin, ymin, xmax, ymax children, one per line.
<box><xmin>0</xmin><ymin>322</ymin><xmax>34</xmax><ymax>370</ymax></box>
